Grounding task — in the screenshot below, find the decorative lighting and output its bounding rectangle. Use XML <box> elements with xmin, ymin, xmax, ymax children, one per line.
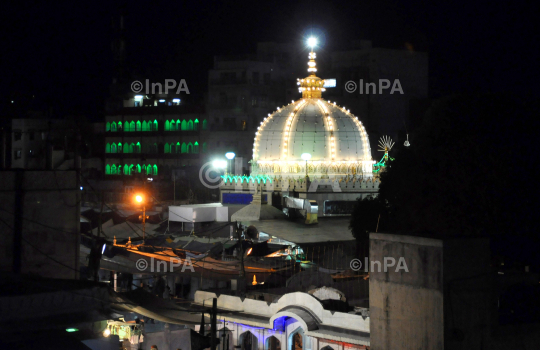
<box><xmin>103</xmin><ymin>328</ymin><xmax>111</xmax><ymax>337</ymax></box>
<box><xmin>225</xmin><ymin>152</ymin><xmax>236</xmax><ymax>160</ymax></box>
<box><xmin>212</xmin><ymin>160</ymin><xmax>227</xmax><ymax>169</ymax></box>
<box><xmin>307</xmin><ymin>37</ymin><xmax>318</xmax><ymax>49</ymax></box>
<box><xmin>66</xmin><ymin>328</ymin><xmax>79</xmax><ymax>333</ymax></box>
<box><xmin>301</xmin><ymin>153</ymin><xmax>312</xmax><ymax>161</ymax></box>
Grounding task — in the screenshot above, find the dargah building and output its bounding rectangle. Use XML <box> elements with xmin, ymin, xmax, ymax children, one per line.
<box><xmin>220</xmin><ymin>45</ymin><xmax>383</xmax><ymax>220</ymax></box>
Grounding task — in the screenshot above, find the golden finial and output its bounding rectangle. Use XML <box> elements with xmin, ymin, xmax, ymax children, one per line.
<box><xmin>298</xmin><ymin>37</ymin><xmax>326</xmax><ymax>99</ymax></box>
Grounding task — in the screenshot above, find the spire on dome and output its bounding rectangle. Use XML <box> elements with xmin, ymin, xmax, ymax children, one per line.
<box><xmin>297</xmin><ymin>42</ymin><xmax>326</xmax><ymax>98</ymax></box>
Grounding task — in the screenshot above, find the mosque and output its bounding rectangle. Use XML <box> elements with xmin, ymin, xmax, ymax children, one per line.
<box><xmin>220</xmin><ymin>40</ymin><xmax>385</xmax><ymax>221</ymax></box>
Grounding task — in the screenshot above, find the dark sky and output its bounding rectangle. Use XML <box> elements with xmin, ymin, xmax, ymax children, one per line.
<box><xmin>2</xmin><ymin>0</ymin><xmax>538</xmax><ymax>120</ymax></box>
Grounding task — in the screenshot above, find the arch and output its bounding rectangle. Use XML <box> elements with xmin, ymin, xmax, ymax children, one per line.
<box><xmin>170</xmin><ymin>120</ymin><xmax>176</xmax><ymax>131</ymax></box>
<box><xmin>117</xmin><ymin>142</ymin><xmax>122</xmax><ymax>153</ymax></box>
<box><xmin>123</xmin><ymin>164</ymin><xmax>129</xmax><ymax>175</ymax></box>
<box><xmin>111</xmin><ymin>165</ymin><xmax>117</xmax><ymax>175</ymax></box>
<box><xmin>176</xmin><ymin>119</ymin><xmax>181</xmax><ymax>130</ymax></box>
<box><xmin>129</xmin><ymin>164</ymin><xmax>134</xmax><ymax>175</ymax></box>
<box><xmin>153</xmin><ymin>164</ymin><xmax>158</xmax><ymax>175</ymax></box>
<box><xmin>153</xmin><ymin>119</ymin><xmax>158</xmax><ymax>131</ymax></box>
<box><xmin>181</xmin><ymin>142</ymin><xmax>187</xmax><ymax>153</ymax></box>
<box><xmin>193</xmin><ymin>141</ymin><xmax>199</xmax><ymax>154</ymax></box>
<box><xmin>142</xmin><ymin>121</ymin><xmax>148</xmax><ymax>131</ymax></box>
<box><xmin>105</xmin><ymin>143</ymin><xmax>111</xmax><ymax>153</ymax></box>
<box><xmin>111</xmin><ymin>122</ymin><xmax>117</xmax><ymax>132</ymax></box>
<box><xmin>187</xmin><ymin>119</ymin><xmax>194</xmax><ymax>131</ymax></box>
<box><xmin>202</xmin><ymin>142</ymin><xmax>207</xmax><ymax>153</ymax></box>
<box><xmin>266</xmin><ymin>336</ymin><xmax>281</xmax><ymax>350</ymax></box>
<box><xmin>111</xmin><ymin>143</ymin><xmax>117</xmax><ymax>153</ymax></box>
<box><xmin>129</xmin><ymin>121</ymin><xmax>135</xmax><ymax>132</ymax></box>
<box><xmin>123</xmin><ymin>121</ymin><xmax>129</xmax><ymax>132</ymax></box>
<box><xmin>136</xmin><ymin>142</ymin><xmax>141</xmax><ymax>153</ymax></box>
<box><xmin>105</xmin><ymin>122</ymin><xmax>111</xmax><ymax>132</ymax></box>
<box><xmin>164</xmin><ymin>143</ymin><xmax>170</xmax><ymax>153</ymax></box>
<box><xmin>136</xmin><ymin>120</ymin><xmax>141</xmax><ymax>131</ymax></box>
<box><xmin>165</xmin><ymin>120</ymin><xmax>170</xmax><ymax>131</ymax></box>
<box><xmin>118</xmin><ymin>121</ymin><xmax>123</xmax><ymax>131</ymax></box>
<box><xmin>175</xmin><ymin>142</ymin><xmax>181</xmax><ymax>154</ymax></box>
<box><xmin>105</xmin><ymin>164</ymin><xmax>111</xmax><ymax>175</ymax></box>
<box><xmin>130</xmin><ymin>143</ymin><xmax>135</xmax><ymax>153</ymax></box>
<box><xmin>181</xmin><ymin>120</ymin><xmax>187</xmax><ymax>131</ymax></box>
<box><xmin>153</xmin><ymin>143</ymin><xmax>158</xmax><ymax>154</ymax></box>
<box><xmin>194</xmin><ymin>119</ymin><xmax>199</xmax><ymax>131</ymax></box>
<box><xmin>187</xmin><ymin>142</ymin><xmax>193</xmax><ymax>153</ymax></box>
<box><xmin>136</xmin><ymin>164</ymin><xmax>141</xmax><ymax>173</ymax></box>
<box><xmin>239</xmin><ymin>331</ymin><xmax>257</xmax><ymax>350</ymax></box>
<box><xmin>123</xmin><ymin>142</ymin><xmax>130</xmax><ymax>153</ymax></box>
<box><xmin>202</xmin><ymin>119</ymin><xmax>208</xmax><ymax>130</ymax></box>
<box><xmin>146</xmin><ymin>165</ymin><xmax>152</xmax><ymax>175</ymax></box>
<box><xmin>219</xmin><ymin>327</ymin><xmax>234</xmax><ymax>350</ymax></box>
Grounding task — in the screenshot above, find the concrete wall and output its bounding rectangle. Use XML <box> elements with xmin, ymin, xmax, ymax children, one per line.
<box><xmin>0</xmin><ymin>170</ymin><xmax>79</xmax><ymax>279</ymax></box>
<box><xmin>369</xmin><ymin>233</ymin><xmax>492</xmax><ymax>350</ymax></box>
<box><xmin>370</xmin><ymin>233</ymin><xmax>443</xmax><ymax>349</ymax></box>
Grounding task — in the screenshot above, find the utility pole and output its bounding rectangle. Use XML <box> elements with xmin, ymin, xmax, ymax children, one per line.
<box><xmin>211</xmin><ymin>298</ymin><xmax>217</xmax><ymax>350</ymax></box>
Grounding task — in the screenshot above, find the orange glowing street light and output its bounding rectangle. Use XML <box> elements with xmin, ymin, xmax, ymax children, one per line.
<box><xmin>134</xmin><ymin>193</ymin><xmax>146</xmax><ymax>243</ymax></box>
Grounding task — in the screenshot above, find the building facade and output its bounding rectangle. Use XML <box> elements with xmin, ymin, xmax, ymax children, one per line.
<box><xmin>104</xmin><ymin>96</ymin><xmax>208</xmax><ymax>179</ymax></box>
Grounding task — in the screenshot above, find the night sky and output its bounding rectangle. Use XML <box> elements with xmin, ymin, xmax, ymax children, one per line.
<box><xmin>3</xmin><ymin>0</ymin><xmax>538</xmax><ymax>120</ymax></box>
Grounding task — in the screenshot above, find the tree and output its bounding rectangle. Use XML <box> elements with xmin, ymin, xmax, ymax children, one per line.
<box><xmin>349</xmin><ymin>196</ymin><xmax>386</xmax><ymax>258</ymax></box>
<box><xmin>378</xmin><ymin>94</ymin><xmax>540</xmax><ymax>266</ymax></box>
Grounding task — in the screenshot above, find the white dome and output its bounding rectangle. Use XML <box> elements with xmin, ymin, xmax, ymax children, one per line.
<box><xmin>253</xmin><ymin>98</ymin><xmax>372</xmax><ymax>162</ymax></box>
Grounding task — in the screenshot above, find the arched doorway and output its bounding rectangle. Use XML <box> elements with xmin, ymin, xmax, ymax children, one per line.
<box><xmin>289</xmin><ymin>328</ymin><xmax>304</xmax><ymax>350</ymax></box>
<box><xmin>240</xmin><ymin>331</ymin><xmax>257</xmax><ymax>350</ymax></box>
<box><xmin>266</xmin><ymin>336</ymin><xmax>281</xmax><ymax>350</ymax></box>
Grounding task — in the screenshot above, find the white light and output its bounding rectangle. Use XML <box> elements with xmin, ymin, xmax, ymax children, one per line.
<box><xmin>301</xmin><ymin>153</ymin><xmax>312</xmax><ymax>161</ymax></box>
<box><xmin>212</xmin><ymin>160</ymin><xmax>227</xmax><ymax>169</ymax></box>
<box><xmin>159</xmin><ymin>99</ymin><xmax>165</xmax><ymax>102</ymax></box>
<box><xmin>103</xmin><ymin>328</ymin><xmax>111</xmax><ymax>337</ymax></box>
<box><xmin>101</xmin><ymin>244</ymin><xmax>106</xmax><ymax>254</ymax></box>
<box><xmin>307</xmin><ymin>37</ymin><xmax>318</xmax><ymax>48</ymax></box>
<box><xmin>134</xmin><ymin>95</ymin><xmax>143</xmax><ymax>101</ymax></box>
<box><xmin>172</xmin><ymin>98</ymin><xmax>180</xmax><ymax>103</ymax></box>
<box><xmin>225</xmin><ymin>152</ymin><xmax>236</xmax><ymax>160</ymax></box>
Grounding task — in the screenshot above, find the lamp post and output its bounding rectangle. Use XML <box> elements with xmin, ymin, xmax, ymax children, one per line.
<box><xmin>225</xmin><ymin>152</ymin><xmax>236</xmax><ymax>175</ymax></box>
<box><xmin>135</xmin><ymin>194</ymin><xmax>145</xmax><ymax>243</ymax></box>
<box><xmin>301</xmin><ymin>153</ymin><xmax>312</xmax><ymax>181</ymax></box>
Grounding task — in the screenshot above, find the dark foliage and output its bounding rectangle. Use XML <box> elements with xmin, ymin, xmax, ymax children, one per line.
<box><xmin>377</xmin><ymin>94</ymin><xmax>540</xmax><ymax>266</ymax></box>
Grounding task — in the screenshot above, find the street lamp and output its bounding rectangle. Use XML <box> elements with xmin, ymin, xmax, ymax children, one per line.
<box><xmin>301</xmin><ymin>153</ymin><xmax>311</xmax><ymax>180</ymax></box>
<box><xmin>225</xmin><ymin>152</ymin><xmax>236</xmax><ymax>175</ymax></box>
<box><xmin>135</xmin><ymin>194</ymin><xmax>146</xmax><ymax>243</ymax></box>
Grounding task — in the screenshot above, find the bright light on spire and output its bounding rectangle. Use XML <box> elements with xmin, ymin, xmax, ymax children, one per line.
<box><xmin>307</xmin><ymin>37</ymin><xmax>318</xmax><ymax>49</ymax></box>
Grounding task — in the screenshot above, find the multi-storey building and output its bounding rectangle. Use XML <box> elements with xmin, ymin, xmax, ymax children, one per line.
<box><xmin>104</xmin><ymin>95</ymin><xmax>208</xmax><ymax>180</ymax></box>
<box><xmin>206</xmin><ymin>42</ymin><xmax>296</xmax><ymax>173</ymax></box>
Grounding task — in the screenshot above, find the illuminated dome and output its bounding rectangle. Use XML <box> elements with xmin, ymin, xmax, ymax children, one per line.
<box><xmin>251</xmin><ymin>50</ymin><xmax>374</xmax><ymax>177</ymax></box>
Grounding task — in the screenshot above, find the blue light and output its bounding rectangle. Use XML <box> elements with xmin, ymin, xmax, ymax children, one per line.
<box><xmin>101</xmin><ymin>244</ymin><xmax>106</xmax><ymax>254</ymax></box>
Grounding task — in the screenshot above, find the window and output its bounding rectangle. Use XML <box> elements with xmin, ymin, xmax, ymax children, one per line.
<box><xmin>105</xmin><ymin>164</ymin><xmax>111</xmax><ymax>175</ymax></box>
<box><xmin>220</xmin><ymin>92</ymin><xmax>228</xmax><ymax>105</ymax></box>
<box><xmin>181</xmin><ymin>120</ymin><xmax>187</xmax><ymax>130</ymax></box>
<box><xmin>14</xmin><ymin>130</ymin><xmax>22</xmax><ymax>141</ymax></box>
<box><xmin>202</xmin><ymin>119</ymin><xmax>208</xmax><ymax>130</ymax></box>
<box><xmin>202</xmin><ymin>142</ymin><xmax>207</xmax><ymax>153</ymax></box>
<box><xmin>14</xmin><ymin>149</ymin><xmax>22</xmax><ymax>159</ymax></box>
<box><xmin>105</xmin><ymin>143</ymin><xmax>111</xmax><ymax>153</ymax></box>
<box><xmin>193</xmin><ymin>141</ymin><xmax>199</xmax><ymax>153</ymax></box>
<box><xmin>106</xmin><ymin>122</ymin><xmax>111</xmax><ymax>132</ymax></box>
<box><xmin>252</xmin><ymin>72</ymin><xmax>259</xmax><ymax>84</ymax></box>
<box><xmin>164</xmin><ymin>143</ymin><xmax>170</xmax><ymax>153</ymax></box>
<box><xmin>181</xmin><ymin>142</ymin><xmax>187</xmax><ymax>153</ymax></box>
<box><xmin>142</xmin><ymin>121</ymin><xmax>148</xmax><ymax>131</ymax></box>
<box><xmin>187</xmin><ymin>120</ymin><xmax>194</xmax><ymax>131</ymax></box>
<box><xmin>187</xmin><ymin>142</ymin><xmax>193</xmax><ymax>153</ymax></box>
<box><xmin>136</xmin><ymin>121</ymin><xmax>141</xmax><ymax>131</ymax></box>
<box><xmin>194</xmin><ymin>119</ymin><xmax>199</xmax><ymax>131</ymax></box>
<box><xmin>118</xmin><ymin>122</ymin><xmax>123</xmax><ymax>131</ymax></box>
<box><xmin>111</xmin><ymin>143</ymin><xmax>117</xmax><ymax>153</ymax></box>
<box><xmin>111</xmin><ymin>122</ymin><xmax>117</xmax><ymax>132</ymax></box>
